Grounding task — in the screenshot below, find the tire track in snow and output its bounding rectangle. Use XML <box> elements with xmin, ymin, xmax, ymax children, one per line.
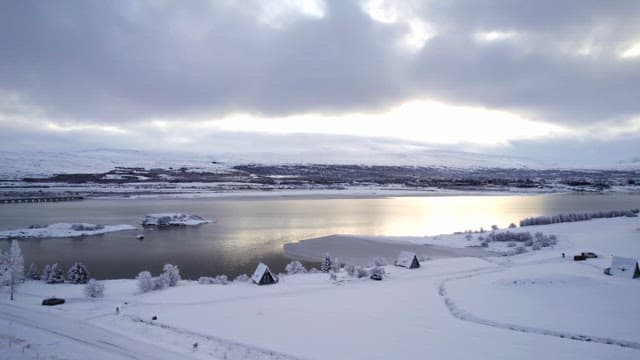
<box><xmin>121</xmin><ymin>314</ymin><xmax>305</xmax><ymax>360</ymax></box>
<box><xmin>438</xmin><ymin>271</ymin><xmax>640</xmax><ymax>351</ymax></box>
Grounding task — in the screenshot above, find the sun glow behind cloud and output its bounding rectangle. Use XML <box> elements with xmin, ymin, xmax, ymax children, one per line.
<box><xmin>202</xmin><ymin>99</ymin><xmax>566</xmax><ymax>146</ymax></box>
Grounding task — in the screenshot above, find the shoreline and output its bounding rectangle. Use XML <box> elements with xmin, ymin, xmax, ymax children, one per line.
<box><xmin>283</xmin><ymin>234</ymin><xmax>499</xmax><ymax>265</ymax></box>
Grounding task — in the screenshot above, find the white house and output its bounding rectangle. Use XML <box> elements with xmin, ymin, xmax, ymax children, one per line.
<box><xmin>395</xmin><ymin>251</ymin><xmax>420</xmax><ymax>269</ymax></box>
<box><xmin>251</xmin><ymin>262</ymin><xmax>279</xmax><ymax>285</ymax></box>
<box><xmin>605</xmin><ymin>256</ymin><xmax>640</xmax><ymax>279</ymax></box>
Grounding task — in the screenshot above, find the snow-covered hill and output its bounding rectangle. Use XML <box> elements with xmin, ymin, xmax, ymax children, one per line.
<box><xmin>0</xmin><ymin>147</ymin><xmax>542</xmax><ymax>180</ymax></box>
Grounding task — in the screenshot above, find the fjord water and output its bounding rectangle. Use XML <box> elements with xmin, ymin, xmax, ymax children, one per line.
<box><xmin>0</xmin><ymin>194</ymin><xmax>638</xmax><ymax>279</ymax></box>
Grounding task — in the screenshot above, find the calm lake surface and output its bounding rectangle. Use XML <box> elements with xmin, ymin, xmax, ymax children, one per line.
<box><xmin>0</xmin><ymin>193</ymin><xmax>638</xmax><ymax>279</ymax></box>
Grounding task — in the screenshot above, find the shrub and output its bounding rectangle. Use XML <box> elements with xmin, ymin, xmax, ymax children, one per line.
<box><xmin>345</xmin><ymin>264</ymin><xmax>356</xmax><ymax>277</ymax></box>
<box><xmin>233</xmin><ymin>274</ymin><xmax>250</xmax><ymax>282</ymax></box>
<box><xmin>373</xmin><ymin>256</ymin><xmax>387</xmax><ymax>266</ymax></box>
<box><xmin>198</xmin><ymin>275</ymin><xmax>229</xmax><ymax>285</ymax></box>
<box><xmin>285</xmin><ymin>261</ymin><xmax>307</xmax><ymax>275</ymax></box>
<box><xmin>151</xmin><ymin>273</ymin><xmax>170</xmax><ymax>290</ymax></box>
<box><xmin>356</xmin><ymin>266</ymin><xmax>369</xmax><ymax>278</ymax></box>
<box><xmin>136</xmin><ymin>271</ymin><xmax>153</xmax><ymax>293</ymax></box>
<box><xmin>84</xmin><ymin>278</ymin><xmax>105</xmax><ymax>298</ymax></box>
<box><xmin>162</xmin><ymin>264</ymin><xmax>181</xmax><ymax>286</ymax></box>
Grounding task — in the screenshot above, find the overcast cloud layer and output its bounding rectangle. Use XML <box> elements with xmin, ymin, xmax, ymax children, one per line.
<box><xmin>1</xmin><ymin>0</ymin><xmax>639</xmax><ymax>167</ymax></box>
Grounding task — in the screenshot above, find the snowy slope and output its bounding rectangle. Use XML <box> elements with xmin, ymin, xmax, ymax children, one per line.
<box><xmin>0</xmin><ymin>147</ymin><xmax>543</xmax><ymax>180</ymax></box>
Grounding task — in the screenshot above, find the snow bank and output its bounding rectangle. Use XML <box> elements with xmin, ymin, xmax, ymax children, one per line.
<box><xmin>0</xmin><ymin>223</ymin><xmax>136</xmax><ymax>239</ymax></box>
<box><xmin>141</xmin><ymin>213</ymin><xmax>213</xmax><ymax>227</ymax></box>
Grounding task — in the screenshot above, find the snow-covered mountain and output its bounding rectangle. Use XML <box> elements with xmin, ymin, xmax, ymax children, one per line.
<box><xmin>0</xmin><ymin>147</ymin><xmax>544</xmax><ymax>180</ymax></box>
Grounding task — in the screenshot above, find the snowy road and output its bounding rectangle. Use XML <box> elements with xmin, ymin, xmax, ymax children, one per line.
<box><xmin>0</xmin><ymin>303</ymin><xmax>194</xmax><ymax>359</ymax></box>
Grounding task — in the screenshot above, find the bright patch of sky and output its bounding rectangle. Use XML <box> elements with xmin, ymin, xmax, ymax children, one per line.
<box><xmin>258</xmin><ymin>0</ymin><xmax>326</xmax><ymax>28</ymax></box>
<box><xmin>620</xmin><ymin>42</ymin><xmax>640</xmax><ymax>59</ymax></box>
<box><xmin>473</xmin><ymin>31</ymin><xmax>518</xmax><ymax>42</ymax></box>
<box><xmin>155</xmin><ymin>99</ymin><xmax>567</xmax><ymax>146</ymax></box>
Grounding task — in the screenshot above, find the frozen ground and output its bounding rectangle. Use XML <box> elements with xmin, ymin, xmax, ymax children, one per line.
<box><xmin>1</xmin><ymin>217</ymin><xmax>639</xmax><ymax>359</ymax></box>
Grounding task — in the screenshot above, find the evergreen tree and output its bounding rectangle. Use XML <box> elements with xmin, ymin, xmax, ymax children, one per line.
<box><xmin>44</xmin><ymin>263</ymin><xmax>64</xmax><ymax>284</ymax></box>
<box><xmin>320</xmin><ymin>253</ymin><xmax>332</xmax><ymax>272</ymax></box>
<box><xmin>67</xmin><ymin>262</ymin><xmax>90</xmax><ymax>284</ymax></box>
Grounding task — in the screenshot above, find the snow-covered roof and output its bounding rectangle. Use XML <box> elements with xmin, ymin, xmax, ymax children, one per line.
<box><xmin>609</xmin><ymin>256</ymin><xmax>640</xmax><ymax>278</ymax></box>
<box><xmin>395</xmin><ymin>251</ymin><xmax>418</xmax><ymax>268</ymax></box>
<box><xmin>251</xmin><ymin>262</ymin><xmax>273</xmax><ymax>283</ymax></box>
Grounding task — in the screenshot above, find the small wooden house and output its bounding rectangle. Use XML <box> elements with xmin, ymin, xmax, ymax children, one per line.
<box><xmin>251</xmin><ymin>262</ymin><xmax>279</xmax><ymax>285</ymax></box>
<box><xmin>604</xmin><ymin>256</ymin><xmax>640</xmax><ymax>279</ymax></box>
<box><xmin>395</xmin><ymin>251</ymin><xmax>420</xmax><ymax>269</ymax></box>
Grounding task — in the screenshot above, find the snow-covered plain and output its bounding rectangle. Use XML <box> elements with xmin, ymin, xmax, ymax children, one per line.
<box><xmin>0</xmin><ymin>223</ymin><xmax>136</xmax><ymax>240</ymax></box>
<box><xmin>1</xmin><ymin>217</ymin><xmax>640</xmax><ymax>359</ymax></box>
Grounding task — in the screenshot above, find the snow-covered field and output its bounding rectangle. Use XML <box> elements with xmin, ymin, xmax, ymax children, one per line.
<box><xmin>1</xmin><ymin>217</ymin><xmax>639</xmax><ymax>359</ymax></box>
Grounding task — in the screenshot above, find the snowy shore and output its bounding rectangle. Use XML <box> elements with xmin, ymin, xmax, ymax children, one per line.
<box><xmin>283</xmin><ymin>234</ymin><xmax>496</xmax><ymax>264</ymax></box>
<box><xmin>0</xmin><ymin>223</ymin><xmax>137</xmax><ymax>240</ymax></box>
<box><xmin>1</xmin><ymin>217</ymin><xmax>639</xmax><ymax>359</ymax></box>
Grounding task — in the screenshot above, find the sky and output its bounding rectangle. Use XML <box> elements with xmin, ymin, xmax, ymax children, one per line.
<box><xmin>1</xmin><ymin>0</ymin><xmax>639</xmax><ymax>167</ymax></box>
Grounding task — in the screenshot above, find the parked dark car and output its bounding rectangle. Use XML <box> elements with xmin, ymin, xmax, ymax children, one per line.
<box><xmin>370</xmin><ymin>273</ymin><xmax>383</xmax><ymax>281</ymax></box>
<box><xmin>581</xmin><ymin>252</ymin><xmax>598</xmax><ymax>258</ymax></box>
<box><xmin>573</xmin><ymin>255</ymin><xmax>587</xmax><ymax>261</ymax></box>
<box><xmin>42</xmin><ymin>297</ymin><xmax>65</xmax><ymax>306</ymax></box>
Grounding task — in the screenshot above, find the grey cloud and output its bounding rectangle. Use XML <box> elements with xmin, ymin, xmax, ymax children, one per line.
<box><xmin>1</xmin><ymin>0</ymin><xmax>639</xmax><ymax>127</ymax></box>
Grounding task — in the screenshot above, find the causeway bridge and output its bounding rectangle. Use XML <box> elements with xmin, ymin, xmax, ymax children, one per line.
<box><xmin>0</xmin><ymin>196</ymin><xmax>84</xmax><ymax>204</ymax></box>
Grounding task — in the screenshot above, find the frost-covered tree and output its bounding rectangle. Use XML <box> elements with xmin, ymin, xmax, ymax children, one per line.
<box><xmin>28</xmin><ymin>263</ymin><xmax>40</xmax><ymax>280</ymax></box>
<box><xmin>47</xmin><ymin>263</ymin><xmax>64</xmax><ymax>284</ymax></box>
<box><xmin>345</xmin><ymin>264</ymin><xmax>356</xmax><ymax>277</ymax></box>
<box><xmin>1</xmin><ymin>241</ymin><xmax>24</xmax><ymax>300</ymax></box>
<box><xmin>41</xmin><ymin>264</ymin><xmax>52</xmax><ymax>283</ymax></box>
<box><xmin>285</xmin><ymin>260</ymin><xmax>307</xmax><ymax>274</ymax></box>
<box><xmin>0</xmin><ymin>250</ymin><xmax>6</xmax><ymax>285</ymax></box>
<box><xmin>373</xmin><ymin>256</ymin><xmax>387</xmax><ymax>267</ymax></box>
<box><xmin>320</xmin><ymin>253</ymin><xmax>332</xmax><ymax>273</ymax></box>
<box><xmin>152</xmin><ymin>273</ymin><xmax>170</xmax><ymax>290</ymax></box>
<box><xmin>331</xmin><ymin>257</ymin><xmax>340</xmax><ymax>272</ymax></box>
<box><xmin>137</xmin><ymin>271</ymin><xmax>153</xmax><ymax>293</ymax></box>
<box><xmin>10</xmin><ymin>240</ymin><xmax>24</xmax><ymax>282</ymax></box>
<box><xmin>67</xmin><ymin>262</ymin><xmax>90</xmax><ymax>284</ymax></box>
<box><xmin>84</xmin><ymin>278</ymin><xmax>105</xmax><ymax>298</ymax></box>
<box><xmin>356</xmin><ymin>266</ymin><xmax>369</xmax><ymax>278</ymax></box>
<box><xmin>41</xmin><ymin>263</ymin><xmax>64</xmax><ymax>284</ymax></box>
<box><xmin>162</xmin><ymin>264</ymin><xmax>181</xmax><ymax>286</ymax></box>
